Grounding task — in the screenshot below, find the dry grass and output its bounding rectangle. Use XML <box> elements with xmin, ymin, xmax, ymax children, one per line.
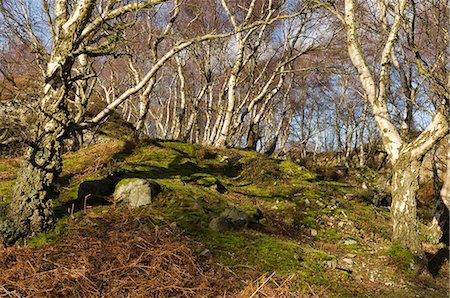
<box><xmin>62</xmin><ymin>139</ymin><xmax>125</xmax><ymax>177</ymax></box>
<box><xmin>238</xmin><ymin>272</ymin><xmax>325</xmax><ymax>297</ymax></box>
<box><xmin>0</xmin><ymin>209</ymin><xmax>235</xmax><ymax>297</ymax></box>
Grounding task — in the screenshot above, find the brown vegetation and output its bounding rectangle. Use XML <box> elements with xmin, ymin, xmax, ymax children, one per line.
<box><xmin>0</xmin><ymin>209</ymin><xmax>234</xmax><ymax>297</ymax></box>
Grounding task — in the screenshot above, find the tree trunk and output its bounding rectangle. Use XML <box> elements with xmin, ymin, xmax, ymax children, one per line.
<box><xmin>391</xmin><ymin>154</ymin><xmax>422</xmax><ymax>254</ymax></box>
<box><xmin>1</xmin><ymin>102</ymin><xmax>68</xmax><ymax>245</ymax></box>
<box><xmin>1</xmin><ymin>54</ymin><xmax>70</xmax><ymax>244</ymax></box>
<box><xmin>429</xmin><ymin>137</ymin><xmax>450</xmax><ymax>245</ymax></box>
<box><xmin>246</xmin><ymin>123</ymin><xmax>259</xmax><ymax>151</ymax></box>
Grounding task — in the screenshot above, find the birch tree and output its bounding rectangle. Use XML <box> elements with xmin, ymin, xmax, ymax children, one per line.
<box><xmin>0</xmin><ymin>0</ymin><xmax>169</xmax><ymax>244</ymax></box>
<box><xmin>0</xmin><ymin>0</ymin><xmax>309</xmax><ymax>244</ymax></box>
<box><xmin>325</xmin><ymin>0</ymin><xmax>449</xmax><ymax>254</ymax></box>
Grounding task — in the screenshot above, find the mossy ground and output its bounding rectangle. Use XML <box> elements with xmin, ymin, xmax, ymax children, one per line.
<box><xmin>0</xmin><ymin>139</ymin><xmax>448</xmax><ymax>297</ymax></box>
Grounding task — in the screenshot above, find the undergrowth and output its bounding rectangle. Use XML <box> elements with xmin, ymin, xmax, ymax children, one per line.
<box><xmin>0</xmin><ymin>138</ymin><xmax>447</xmax><ymax>297</ymax></box>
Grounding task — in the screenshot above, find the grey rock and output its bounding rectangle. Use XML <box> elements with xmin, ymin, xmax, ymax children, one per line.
<box><xmin>114</xmin><ymin>179</ymin><xmax>161</xmax><ymax>208</ymax></box>
<box><xmin>209</xmin><ymin>206</ymin><xmax>250</xmax><ymax>231</ymax></box>
<box><xmin>199</xmin><ymin>249</ymin><xmax>212</xmax><ymax>257</ymax></box>
<box><xmin>341</xmin><ymin>258</ymin><xmax>354</xmax><ymax>266</ymax></box>
<box><xmin>343</xmin><ymin>239</ymin><xmax>358</xmax><ymax>245</ymax></box>
<box><xmin>209</xmin><ymin>216</ymin><xmax>230</xmax><ymax>232</ymax></box>
<box><xmin>326</xmin><ymin>259</ymin><xmax>338</xmax><ymax>269</ymax></box>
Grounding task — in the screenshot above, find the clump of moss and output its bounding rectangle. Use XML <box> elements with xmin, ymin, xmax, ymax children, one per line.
<box><xmin>27</xmin><ymin>217</ymin><xmax>69</xmax><ymax>247</ymax></box>
<box><xmin>386</xmin><ymin>243</ymin><xmax>416</xmax><ymax>271</ymax></box>
<box><xmin>279</xmin><ymin>161</ymin><xmax>315</xmax><ymax>180</ymax></box>
<box><xmin>196</xmin><ymin>176</ymin><xmax>218</xmax><ymax>187</ymax></box>
<box><xmin>181</xmin><ymin>173</ymin><xmax>218</xmax><ymax>187</ymax></box>
<box><xmin>239</xmin><ymin>156</ymin><xmax>282</xmax><ymax>183</ymax></box>
<box><xmin>200</xmin><ymin>230</ymin><xmax>304</xmax><ymax>273</ymax></box>
<box><xmin>194</xmin><ymin>147</ymin><xmax>218</xmax><ymax>160</ymax></box>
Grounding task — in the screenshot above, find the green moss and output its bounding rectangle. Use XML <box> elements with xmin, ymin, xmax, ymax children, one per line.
<box><xmin>319</xmin><ymin>228</ymin><xmax>342</xmax><ymax>242</ymax></box>
<box><xmin>202</xmin><ymin>230</ymin><xmax>304</xmax><ymax>273</ymax></box>
<box><xmin>1</xmin><ymin>139</ymin><xmax>440</xmax><ymax>297</ymax></box>
<box><xmin>0</xmin><ymin>180</ymin><xmax>14</xmax><ymax>200</ymax></box>
<box><xmin>196</xmin><ymin>176</ymin><xmax>218</xmax><ymax>186</ymax></box>
<box><xmin>162</xmin><ymin>141</ymin><xmax>198</xmax><ymax>156</ymax></box>
<box><xmin>318</xmin><ymin>181</ymin><xmax>350</xmax><ymax>187</ymax></box>
<box><xmin>385</xmin><ymin>243</ymin><xmax>416</xmax><ymax>270</ymax></box>
<box><xmin>296</xmin><ymin>213</ymin><xmax>318</xmax><ymax>229</ymax></box>
<box><xmin>305</xmin><ymin>248</ymin><xmax>335</xmax><ymax>261</ymax></box>
<box><xmin>239</xmin><ymin>156</ymin><xmax>282</xmax><ymax>182</ymax></box>
<box><xmin>297</xmin><ymin>188</ymin><xmax>324</xmax><ymax>201</ymax></box>
<box><xmin>27</xmin><ymin>217</ymin><xmax>68</xmax><ymax>247</ymax></box>
<box><xmin>115</xmin><ymin>178</ymin><xmax>142</xmax><ymax>189</ymax></box>
<box><xmin>279</xmin><ymin>160</ymin><xmax>315</xmax><ymax>180</ymax></box>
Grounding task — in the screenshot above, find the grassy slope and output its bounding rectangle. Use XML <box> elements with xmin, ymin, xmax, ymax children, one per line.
<box><xmin>0</xmin><ymin>138</ymin><xmax>448</xmax><ymax>297</ymax></box>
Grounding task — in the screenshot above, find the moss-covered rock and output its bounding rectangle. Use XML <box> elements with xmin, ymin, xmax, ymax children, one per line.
<box><xmin>209</xmin><ymin>206</ymin><xmax>250</xmax><ymax>232</ymax></box>
<box><xmin>114</xmin><ymin>178</ymin><xmax>161</xmax><ymax>208</ymax></box>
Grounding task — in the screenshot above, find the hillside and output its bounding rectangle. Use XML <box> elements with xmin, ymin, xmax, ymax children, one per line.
<box><xmin>0</xmin><ymin>138</ymin><xmax>448</xmax><ymax>297</ymax></box>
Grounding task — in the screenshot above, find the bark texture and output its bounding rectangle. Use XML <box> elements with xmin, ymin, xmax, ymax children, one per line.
<box><xmin>0</xmin><ymin>89</ymin><xmax>68</xmax><ymax>244</ymax></box>
<box><xmin>391</xmin><ymin>155</ymin><xmax>422</xmax><ymax>253</ymax></box>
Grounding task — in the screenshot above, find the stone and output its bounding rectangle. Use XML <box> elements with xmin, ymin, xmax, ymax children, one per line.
<box><xmin>341</xmin><ymin>258</ymin><xmax>354</xmax><ymax>266</ymax></box>
<box><xmin>310</xmin><ymin>229</ymin><xmax>318</xmax><ymax>236</ymax></box>
<box><xmin>220</xmin><ymin>207</ymin><xmax>249</xmax><ymax>228</ymax></box>
<box><xmin>199</xmin><ymin>249</ymin><xmax>212</xmax><ymax>257</ymax></box>
<box><xmin>343</xmin><ymin>239</ymin><xmax>358</xmax><ymax>245</ymax></box>
<box><xmin>114</xmin><ymin>179</ymin><xmax>161</xmax><ymax>208</ymax></box>
<box><xmin>169</xmin><ymin>222</ymin><xmax>181</xmax><ymax>233</ymax></box>
<box><xmin>354</xmin><ymin>274</ymin><xmax>363</xmax><ymax>282</ymax></box>
<box><xmin>209</xmin><ymin>216</ymin><xmax>230</xmax><ymax>232</ymax></box>
<box><xmin>304</xmin><ymin>199</ymin><xmax>310</xmax><ymax>205</ymax></box>
<box><xmin>326</xmin><ymin>259</ymin><xmax>338</xmax><ymax>269</ymax></box>
<box><xmin>209</xmin><ymin>206</ymin><xmax>250</xmax><ymax>232</ymax></box>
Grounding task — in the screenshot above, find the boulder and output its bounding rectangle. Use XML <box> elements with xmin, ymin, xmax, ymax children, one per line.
<box><xmin>209</xmin><ymin>216</ymin><xmax>230</xmax><ymax>232</ymax></box>
<box><xmin>114</xmin><ymin>179</ymin><xmax>161</xmax><ymax>208</ymax></box>
<box><xmin>209</xmin><ymin>206</ymin><xmax>250</xmax><ymax>231</ymax></box>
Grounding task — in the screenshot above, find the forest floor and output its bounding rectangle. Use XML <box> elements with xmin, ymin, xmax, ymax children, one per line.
<box><xmin>0</xmin><ymin>137</ymin><xmax>448</xmax><ymax>297</ymax></box>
